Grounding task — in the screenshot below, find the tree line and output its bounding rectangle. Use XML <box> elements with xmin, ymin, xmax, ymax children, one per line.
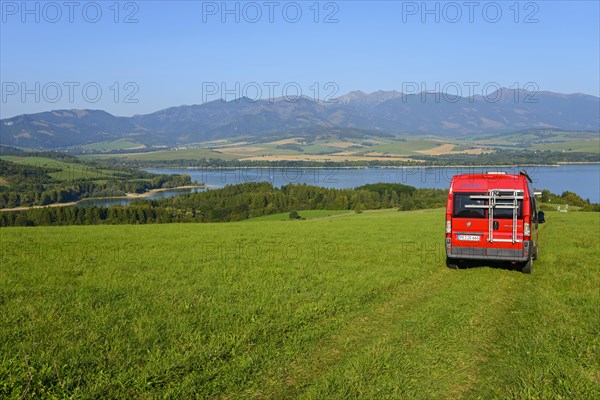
<box><xmin>538</xmin><ymin>189</ymin><xmax>599</xmax><ymax>211</ymax></box>
<box><xmin>0</xmin><ymin>182</ymin><xmax>447</xmax><ymax>227</ymax></box>
<box><xmin>1</xmin><ymin>181</ymin><xmax>597</xmax><ymax>227</ymax></box>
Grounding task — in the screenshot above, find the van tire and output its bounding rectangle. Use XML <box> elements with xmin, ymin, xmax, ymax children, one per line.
<box><xmin>521</xmin><ymin>258</ymin><xmax>532</xmax><ymax>274</ymax></box>
<box><xmin>446</xmin><ymin>257</ymin><xmax>460</xmax><ymax>270</ymax></box>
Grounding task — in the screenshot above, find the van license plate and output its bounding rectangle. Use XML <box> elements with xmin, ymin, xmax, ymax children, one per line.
<box><xmin>458</xmin><ymin>235</ymin><xmax>480</xmax><ymax>241</ymax></box>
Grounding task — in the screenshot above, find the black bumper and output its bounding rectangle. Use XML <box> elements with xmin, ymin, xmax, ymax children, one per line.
<box><xmin>446</xmin><ymin>238</ymin><xmax>531</xmax><ymax>262</ymax></box>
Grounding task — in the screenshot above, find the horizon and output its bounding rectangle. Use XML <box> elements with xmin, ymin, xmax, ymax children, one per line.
<box><xmin>1</xmin><ymin>1</ymin><xmax>599</xmax><ymax>119</ymax></box>
<box><xmin>2</xmin><ymin>86</ymin><xmax>599</xmax><ymax>120</ymax></box>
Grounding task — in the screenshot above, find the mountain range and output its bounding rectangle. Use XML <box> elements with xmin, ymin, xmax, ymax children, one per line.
<box><xmin>1</xmin><ymin>89</ymin><xmax>598</xmax><ymax>149</ymax></box>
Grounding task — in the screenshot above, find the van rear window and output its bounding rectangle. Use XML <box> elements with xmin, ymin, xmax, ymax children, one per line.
<box><xmin>493</xmin><ymin>200</ymin><xmax>523</xmax><ymax>219</ymax></box>
<box><xmin>453</xmin><ymin>193</ymin><xmax>486</xmax><ymax>218</ymax></box>
<box><xmin>453</xmin><ymin>193</ymin><xmax>523</xmax><ymax>219</ymax></box>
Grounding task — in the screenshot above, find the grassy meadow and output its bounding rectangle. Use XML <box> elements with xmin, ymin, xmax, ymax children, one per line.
<box><xmin>0</xmin><ymin>156</ymin><xmax>124</xmax><ymax>181</ymax></box>
<box><xmin>529</xmin><ymin>139</ymin><xmax>600</xmax><ymax>153</ymax></box>
<box><xmin>81</xmin><ymin>147</ymin><xmax>241</xmax><ymax>162</ymax></box>
<box><xmin>244</xmin><ymin>209</ymin><xmax>352</xmax><ymax>222</ymax></box>
<box><xmin>1</xmin><ymin>210</ymin><xmax>599</xmax><ymax>398</ymax></box>
<box><xmin>80</xmin><ymin>139</ymin><xmax>147</xmax><ymax>152</ymax></box>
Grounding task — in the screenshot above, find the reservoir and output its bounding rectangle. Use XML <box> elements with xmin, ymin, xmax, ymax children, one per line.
<box><xmin>76</xmin><ymin>187</ymin><xmax>205</xmax><ymax>208</ymax></box>
<box><xmin>78</xmin><ymin>164</ymin><xmax>600</xmax><ymax>207</ymax></box>
<box><xmin>147</xmin><ymin>164</ymin><xmax>600</xmax><ymax>203</ymax></box>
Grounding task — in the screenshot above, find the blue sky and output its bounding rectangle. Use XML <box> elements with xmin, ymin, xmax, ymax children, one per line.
<box><xmin>1</xmin><ymin>0</ymin><xmax>599</xmax><ymax>117</ymax></box>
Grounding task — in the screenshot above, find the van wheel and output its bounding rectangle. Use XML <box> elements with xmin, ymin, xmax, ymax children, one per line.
<box><xmin>446</xmin><ymin>257</ymin><xmax>460</xmax><ymax>270</ymax></box>
<box><xmin>521</xmin><ymin>258</ymin><xmax>532</xmax><ymax>274</ymax></box>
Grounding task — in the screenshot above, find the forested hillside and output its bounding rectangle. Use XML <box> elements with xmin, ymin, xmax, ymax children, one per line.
<box><xmin>0</xmin><ymin>152</ymin><xmax>192</xmax><ymax>209</ymax></box>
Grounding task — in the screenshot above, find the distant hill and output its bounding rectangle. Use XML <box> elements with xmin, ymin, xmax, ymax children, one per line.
<box><xmin>0</xmin><ymin>110</ymin><xmax>136</xmax><ymax>149</ymax></box>
<box><xmin>1</xmin><ymin>89</ymin><xmax>598</xmax><ymax>149</ymax></box>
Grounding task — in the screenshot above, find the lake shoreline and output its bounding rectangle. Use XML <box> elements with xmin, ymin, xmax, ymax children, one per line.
<box><xmin>0</xmin><ymin>185</ymin><xmax>205</xmax><ymax>212</ymax></box>
<box><xmin>148</xmin><ymin>164</ymin><xmax>600</xmax><ymax>203</ymax></box>
<box><xmin>123</xmin><ymin>185</ymin><xmax>205</xmax><ymax>199</ymax></box>
<box><xmin>2</xmin><ymin>163</ymin><xmax>599</xmax><ymax>212</ymax></box>
<box><xmin>156</xmin><ymin>162</ymin><xmax>600</xmax><ymax>171</ymax></box>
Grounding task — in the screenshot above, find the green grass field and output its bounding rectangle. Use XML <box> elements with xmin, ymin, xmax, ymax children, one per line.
<box><xmin>83</xmin><ymin>147</ymin><xmax>240</xmax><ymax>162</ymax></box>
<box><xmin>474</xmin><ymin>131</ymin><xmax>600</xmax><ymax>153</ymax></box>
<box><xmin>245</xmin><ymin>209</ymin><xmax>352</xmax><ymax>222</ymax></box>
<box><xmin>80</xmin><ymin>138</ymin><xmax>146</xmax><ymax>152</ymax></box>
<box><xmin>1</xmin><ymin>210</ymin><xmax>598</xmax><ymax>398</ymax></box>
<box><xmin>530</xmin><ymin>139</ymin><xmax>600</xmax><ymax>153</ymax></box>
<box><xmin>367</xmin><ymin>138</ymin><xmax>448</xmax><ymax>155</ymax></box>
<box><xmin>0</xmin><ymin>156</ymin><xmax>123</xmax><ymax>180</ymax></box>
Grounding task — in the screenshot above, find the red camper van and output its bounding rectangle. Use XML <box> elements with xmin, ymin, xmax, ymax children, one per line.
<box><xmin>445</xmin><ymin>171</ymin><xmax>540</xmax><ymax>273</ymax></box>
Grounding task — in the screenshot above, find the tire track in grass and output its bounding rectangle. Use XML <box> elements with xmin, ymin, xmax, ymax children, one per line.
<box><xmin>298</xmin><ymin>268</ymin><xmax>525</xmax><ymax>399</ymax></box>
<box><xmin>245</xmin><ymin>269</ymin><xmax>453</xmax><ymax>399</ymax></box>
<box><xmin>465</xmin><ymin>212</ymin><xmax>600</xmax><ymax>399</ymax></box>
<box><xmin>410</xmin><ymin>269</ymin><xmax>526</xmax><ymax>399</ymax></box>
<box><xmin>251</xmin><ymin>266</ymin><xmax>526</xmax><ymax>399</ymax></box>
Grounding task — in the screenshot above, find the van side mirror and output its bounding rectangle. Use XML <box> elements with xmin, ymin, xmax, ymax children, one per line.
<box><xmin>537</xmin><ymin>211</ymin><xmax>545</xmax><ymax>224</ymax></box>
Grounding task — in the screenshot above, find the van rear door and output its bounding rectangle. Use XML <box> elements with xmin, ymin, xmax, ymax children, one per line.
<box><xmin>451</xmin><ymin>192</ymin><xmax>488</xmax><ymax>248</ymax></box>
<box><xmin>489</xmin><ymin>193</ymin><xmax>524</xmax><ymax>244</ymax></box>
<box><xmin>452</xmin><ymin>191</ymin><xmax>524</xmax><ymax>248</ymax></box>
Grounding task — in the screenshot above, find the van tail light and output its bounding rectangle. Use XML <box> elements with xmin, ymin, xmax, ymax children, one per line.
<box><xmin>524</xmin><ymin>223</ymin><xmax>530</xmax><ymax>237</ymax></box>
<box><xmin>446</xmin><ymin>220</ymin><xmax>452</xmax><ymax>234</ymax></box>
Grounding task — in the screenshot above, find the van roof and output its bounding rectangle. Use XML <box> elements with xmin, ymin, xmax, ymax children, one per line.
<box><xmin>450</xmin><ymin>173</ymin><xmax>530</xmax><ymax>192</ymax></box>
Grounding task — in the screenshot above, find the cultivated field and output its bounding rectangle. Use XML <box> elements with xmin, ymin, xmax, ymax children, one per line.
<box><xmin>79</xmin><ymin>131</ymin><xmax>600</xmax><ymax>163</ymax></box>
<box><xmin>82</xmin><ymin>137</ymin><xmax>493</xmax><ymax>163</ymax></box>
<box><xmin>1</xmin><ymin>210</ymin><xmax>598</xmax><ymax>398</ymax></box>
<box><xmin>82</xmin><ymin>147</ymin><xmax>240</xmax><ymax>162</ymax></box>
<box><xmin>474</xmin><ymin>131</ymin><xmax>600</xmax><ymax>153</ymax></box>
